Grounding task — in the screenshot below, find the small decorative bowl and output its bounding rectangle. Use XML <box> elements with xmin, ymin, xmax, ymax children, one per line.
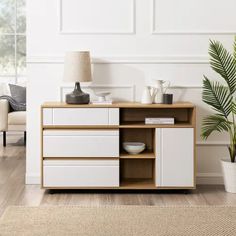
<box><xmin>94</xmin><ymin>91</ymin><xmax>111</xmax><ymax>102</ymax></box>
<box><xmin>123</xmin><ymin>142</ymin><xmax>145</xmax><ymax>155</ymax></box>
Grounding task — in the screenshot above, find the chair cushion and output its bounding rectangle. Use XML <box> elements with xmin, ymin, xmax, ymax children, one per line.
<box><xmin>9</xmin><ymin>84</ymin><xmax>26</xmax><ymax>104</ymax></box>
<box><xmin>8</xmin><ymin>111</ymin><xmax>26</xmax><ymax>125</ymax></box>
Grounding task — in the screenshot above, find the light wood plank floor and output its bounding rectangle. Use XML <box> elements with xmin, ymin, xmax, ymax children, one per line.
<box><xmin>1</xmin><ymin>136</ymin><xmax>236</xmax><ymax>217</ymax></box>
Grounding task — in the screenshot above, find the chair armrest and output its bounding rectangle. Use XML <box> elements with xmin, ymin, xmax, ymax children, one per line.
<box><xmin>0</xmin><ymin>99</ymin><xmax>9</xmax><ymax>131</ymax></box>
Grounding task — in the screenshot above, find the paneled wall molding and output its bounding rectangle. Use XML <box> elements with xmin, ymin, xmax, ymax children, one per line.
<box><xmin>27</xmin><ymin>0</ymin><xmax>234</xmax><ymax>187</ymax></box>
<box><xmin>27</xmin><ymin>55</ymin><xmax>209</xmax><ymax>64</ymax></box>
<box><xmin>60</xmin><ymin>84</ymin><xmax>136</xmax><ymax>102</ymax></box>
<box><xmin>60</xmin><ymin>84</ymin><xmax>135</xmax><ymax>89</ymax></box>
<box><xmin>61</xmin><ymin>84</ymin><xmax>224</xmax><ymax>101</ymax></box>
<box><xmin>61</xmin><ymin>84</ymin><xmax>204</xmax><ymax>92</ymax></box>
<box><xmin>59</xmin><ymin>0</ymin><xmax>136</xmax><ymax>35</ymax></box>
<box><xmin>151</xmin><ymin>0</ymin><xmax>236</xmax><ymax>35</ymax></box>
<box><xmin>196</xmin><ymin>141</ymin><xmax>229</xmax><ymax>146</ymax></box>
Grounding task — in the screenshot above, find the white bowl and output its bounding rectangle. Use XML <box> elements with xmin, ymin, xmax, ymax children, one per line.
<box><xmin>123</xmin><ymin>142</ymin><xmax>145</xmax><ymax>155</ymax></box>
<box><xmin>94</xmin><ymin>91</ymin><xmax>111</xmax><ymax>102</ymax></box>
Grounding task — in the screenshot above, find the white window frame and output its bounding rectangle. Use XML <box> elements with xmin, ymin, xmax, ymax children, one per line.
<box><xmin>0</xmin><ymin>0</ymin><xmax>26</xmax><ymax>83</ymax></box>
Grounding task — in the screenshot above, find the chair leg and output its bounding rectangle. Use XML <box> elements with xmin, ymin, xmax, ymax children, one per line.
<box><xmin>24</xmin><ymin>131</ymin><xmax>26</xmax><ymax>145</ymax></box>
<box><xmin>3</xmin><ymin>131</ymin><xmax>6</xmax><ymax>147</ymax></box>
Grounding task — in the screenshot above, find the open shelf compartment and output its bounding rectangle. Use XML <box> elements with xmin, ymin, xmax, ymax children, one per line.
<box><xmin>120</xmin><ymin>159</ymin><xmax>156</xmax><ymax>189</ymax></box>
<box><xmin>119</xmin><ymin>127</ymin><xmax>156</xmax><ymax>188</ymax></box>
<box><xmin>120</xmin><ymin>178</ymin><xmax>155</xmax><ymax>189</ymax></box>
<box><xmin>120</xmin><ymin>107</ymin><xmax>195</xmax><ymax>126</ymax></box>
<box><xmin>120</xmin><ymin>128</ymin><xmax>155</xmax><ymax>157</ymax></box>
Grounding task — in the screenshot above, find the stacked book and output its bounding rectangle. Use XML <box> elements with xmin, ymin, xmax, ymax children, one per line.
<box><xmin>145</xmin><ymin>117</ymin><xmax>175</xmax><ymax>125</ymax></box>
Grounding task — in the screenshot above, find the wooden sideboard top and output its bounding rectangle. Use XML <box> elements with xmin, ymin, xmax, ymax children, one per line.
<box><xmin>42</xmin><ymin>101</ymin><xmax>195</xmax><ymax>109</ymax></box>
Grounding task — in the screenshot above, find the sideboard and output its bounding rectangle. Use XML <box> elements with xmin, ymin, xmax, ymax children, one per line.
<box><xmin>41</xmin><ymin>102</ymin><xmax>196</xmax><ymax>190</ymax></box>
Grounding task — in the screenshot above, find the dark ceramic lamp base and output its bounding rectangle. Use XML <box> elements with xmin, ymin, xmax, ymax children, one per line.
<box><xmin>65</xmin><ymin>82</ymin><xmax>90</xmax><ymax>104</ymax></box>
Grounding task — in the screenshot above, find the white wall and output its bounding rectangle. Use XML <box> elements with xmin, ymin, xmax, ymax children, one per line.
<box><xmin>26</xmin><ymin>0</ymin><xmax>236</xmax><ymax>184</ymax></box>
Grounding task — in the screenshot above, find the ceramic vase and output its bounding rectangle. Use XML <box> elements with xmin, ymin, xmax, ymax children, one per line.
<box><xmin>141</xmin><ymin>86</ymin><xmax>153</xmax><ymax>104</ymax></box>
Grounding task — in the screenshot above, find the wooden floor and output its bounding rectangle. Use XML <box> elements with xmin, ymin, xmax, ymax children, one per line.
<box><xmin>1</xmin><ymin>136</ymin><xmax>236</xmax><ymax>217</ymax></box>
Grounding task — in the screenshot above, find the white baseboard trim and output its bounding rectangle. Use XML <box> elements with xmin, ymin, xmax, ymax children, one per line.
<box><xmin>25</xmin><ymin>172</ymin><xmax>224</xmax><ymax>185</ymax></box>
<box><xmin>25</xmin><ymin>173</ymin><xmax>41</xmax><ymax>185</ymax></box>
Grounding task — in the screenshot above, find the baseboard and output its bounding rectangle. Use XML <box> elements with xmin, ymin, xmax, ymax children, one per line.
<box><xmin>25</xmin><ymin>173</ymin><xmax>41</xmax><ymax>185</ymax></box>
<box><xmin>196</xmin><ymin>173</ymin><xmax>223</xmax><ymax>185</ymax></box>
<box><xmin>25</xmin><ymin>172</ymin><xmax>224</xmax><ymax>185</ymax></box>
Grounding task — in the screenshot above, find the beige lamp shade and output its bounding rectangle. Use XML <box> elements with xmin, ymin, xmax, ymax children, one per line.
<box><xmin>63</xmin><ymin>51</ymin><xmax>92</xmax><ymax>82</ymax></box>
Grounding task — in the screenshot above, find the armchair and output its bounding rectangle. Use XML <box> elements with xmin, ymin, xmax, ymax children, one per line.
<box><xmin>0</xmin><ymin>99</ymin><xmax>26</xmax><ymax>146</ymax></box>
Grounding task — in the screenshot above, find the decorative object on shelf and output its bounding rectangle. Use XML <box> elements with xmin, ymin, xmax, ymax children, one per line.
<box><xmin>152</xmin><ymin>79</ymin><xmax>170</xmax><ymax>104</ymax></box>
<box><xmin>123</xmin><ymin>142</ymin><xmax>145</xmax><ymax>155</ymax></box>
<box><xmin>163</xmin><ymin>93</ymin><xmax>173</xmax><ymax>104</ymax></box>
<box><xmin>92</xmin><ymin>91</ymin><xmax>112</xmax><ymax>104</ymax></box>
<box><xmin>145</xmin><ymin>117</ymin><xmax>174</xmax><ymax>125</ymax></box>
<box><xmin>141</xmin><ymin>86</ymin><xmax>154</xmax><ymax>104</ymax></box>
<box><xmin>201</xmin><ymin>38</ymin><xmax>236</xmax><ymax>193</ymax></box>
<box><xmin>63</xmin><ymin>51</ymin><xmax>92</xmax><ymax>104</ymax></box>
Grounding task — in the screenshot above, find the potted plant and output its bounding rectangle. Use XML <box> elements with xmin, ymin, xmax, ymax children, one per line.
<box><xmin>201</xmin><ymin>38</ymin><xmax>236</xmax><ymax>193</ymax></box>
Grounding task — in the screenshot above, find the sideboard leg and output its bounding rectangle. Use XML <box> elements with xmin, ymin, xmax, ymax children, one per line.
<box><xmin>183</xmin><ymin>190</ymin><xmax>189</xmax><ymax>194</ymax></box>
<box><xmin>24</xmin><ymin>131</ymin><xmax>26</xmax><ymax>145</ymax></box>
<box><xmin>3</xmin><ymin>131</ymin><xmax>6</xmax><ymax>147</ymax></box>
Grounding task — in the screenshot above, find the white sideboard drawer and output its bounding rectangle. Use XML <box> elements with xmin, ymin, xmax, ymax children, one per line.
<box><xmin>43</xmin><ymin>130</ymin><xmax>119</xmax><ymax>157</ymax></box>
<box><xmin>42</xmin><ymin>108</ymin><xmax>119</xmax><ymax>126</ymax></box>
<box><xmin>43</xmin><ymin>160</ymin><xmax>119</xmax><ymax>187</ymax></box>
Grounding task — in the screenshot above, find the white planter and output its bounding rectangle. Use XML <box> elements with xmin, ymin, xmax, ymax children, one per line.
<box><xmin>221</xmin><ymin>159</ymin><xmax>236</xmax><ymax>193</ymax></box>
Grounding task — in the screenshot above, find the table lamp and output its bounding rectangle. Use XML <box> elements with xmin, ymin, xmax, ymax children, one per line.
<box><xmin>63</xmin><ymin>51</ymin><xmax>92</xmax><ymax>104</ymax></box>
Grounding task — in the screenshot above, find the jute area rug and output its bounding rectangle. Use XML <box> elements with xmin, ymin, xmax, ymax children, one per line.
<box><xmin>0</xmin><ymin>206</ymin><xmax>235</xmax><ymax>236</ymax></box>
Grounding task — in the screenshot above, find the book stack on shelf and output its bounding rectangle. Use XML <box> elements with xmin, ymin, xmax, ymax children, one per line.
<box><xmin>145</xmin><ymin>118</ymin><xmax>175</xmax><ymax>125</ymax></box>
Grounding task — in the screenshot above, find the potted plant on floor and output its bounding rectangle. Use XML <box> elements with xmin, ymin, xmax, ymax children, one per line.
<box><xmin>201</xmin><ymin>38</ymin><xmax>236</xmax><ymax>193</ymax></box>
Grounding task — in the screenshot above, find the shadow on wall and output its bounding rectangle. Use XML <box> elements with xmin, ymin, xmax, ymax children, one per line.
<box><xmin>167</xmin><ymin>87</ymin><xmax>227</xmax><ymax>141</ymax></box>
<box><xmin>169</xmin><ymin>87</ymin><xmax>188</xmax><ymax>102</ymax></box>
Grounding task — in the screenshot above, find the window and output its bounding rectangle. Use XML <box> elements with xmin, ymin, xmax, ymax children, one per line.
<box><xmin>0</xmin><ymin>0</ymin><xmax>26</xmax><ymax>84</ymax></box>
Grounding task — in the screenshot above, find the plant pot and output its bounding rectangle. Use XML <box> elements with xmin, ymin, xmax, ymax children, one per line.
<box><xmin>221</xmin><ymin>159</ymin><xmax>236</xmax><ymax>193</ymax></box>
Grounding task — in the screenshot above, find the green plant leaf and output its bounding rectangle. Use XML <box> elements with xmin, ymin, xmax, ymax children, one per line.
<box><xmin>209</xmin><ymin>40</ymin><xmax>236</xmax><ymax>94</ymax></box>
<box><xmin>201</xmin><ymin>114</ymin><xmax>231</xmax><ymax>140</ymax></box>
<box><xmin>202</xmin><ymin>76</ymin><xmax>232</xmax><ymax>117</ymax></box>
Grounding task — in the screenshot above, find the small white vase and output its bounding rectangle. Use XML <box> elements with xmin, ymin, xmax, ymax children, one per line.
<box><xmin>141</xmin><ymin>86</ymin><xmax>153</xmax><ymax>104</ymax></box>
<box><xmin>221</xmin><ymin>159</ymin><xmax>236</xmax><ymax>193</ymax></box>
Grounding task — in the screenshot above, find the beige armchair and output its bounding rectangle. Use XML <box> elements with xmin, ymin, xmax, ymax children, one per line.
<box><xmin>0</xmin><ymin>99</ymin><xmax>26</xmax><ymax>146</ymax></box>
